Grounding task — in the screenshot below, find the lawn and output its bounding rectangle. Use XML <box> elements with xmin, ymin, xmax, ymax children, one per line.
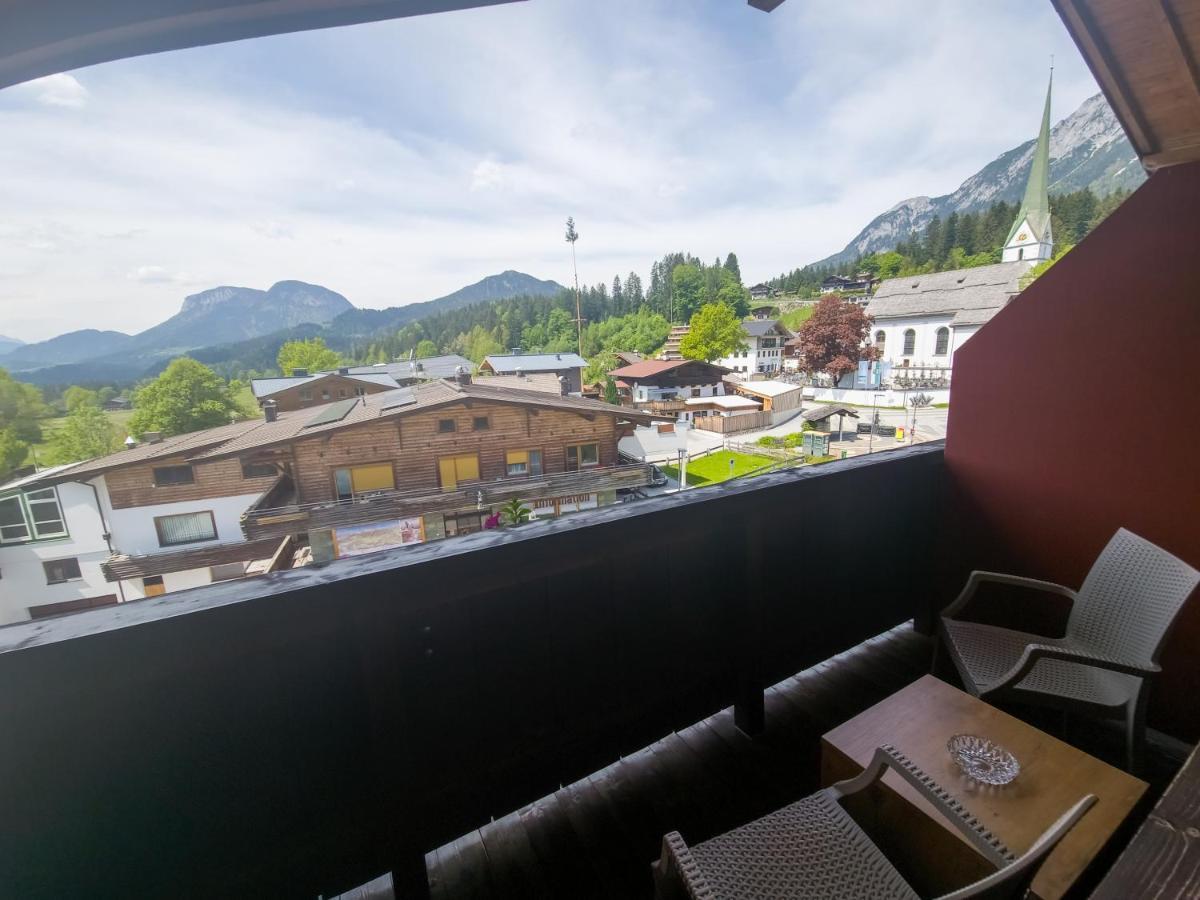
<box><xmin>22</xmin><ymin>409</ymin><xmax>134</xmax><ymax>466</ymax></box>
<box><xmin>779</xmin><ymin>305</ymin><xmax>816</xmax><ymax>330</ymax></box>
<box><xmin>660</xmin><ymin>449</ymin><xmax>778</xmax><ymax>486</ymax></box>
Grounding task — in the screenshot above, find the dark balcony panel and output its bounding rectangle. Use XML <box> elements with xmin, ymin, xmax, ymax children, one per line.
<box><xmin>0</xmin><ymin>442</ymin><xmax>943</xmax><ymax>898</ymax></box>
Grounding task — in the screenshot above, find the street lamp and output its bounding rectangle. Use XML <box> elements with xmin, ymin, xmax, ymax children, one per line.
<box><xmin>868</xmin><ymin>392</ymin><xmax>885</xmax><ymax>455</ymax></box>
<box><xmin>674</xmin><ymin>417</ymin><xmax>692</xmax><ymax>491</ymax></box>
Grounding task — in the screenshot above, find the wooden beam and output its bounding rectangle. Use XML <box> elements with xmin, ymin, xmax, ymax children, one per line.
<box><xmin>1152</xmin><ymin>0</ymin><xmax>1200</xmax><ymax>116</ymax></box>
<box><xmin>1051</xmin><ymin>0</ymin><xmax>1159</xmax><ymax>158</ymax></box>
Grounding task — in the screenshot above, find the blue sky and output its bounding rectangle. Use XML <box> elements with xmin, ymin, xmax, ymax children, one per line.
<box><xmin>0</xmin><ymin>0</ymin><xmax>1102</xmax><ymax>341</ymax></box>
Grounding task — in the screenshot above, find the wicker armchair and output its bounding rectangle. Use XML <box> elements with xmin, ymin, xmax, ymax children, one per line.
<box><xmin>652</xmin><ymin>745</ymin><xmax>1094</xmax><ymax>900</ymax></box>
<box><xmin>938</xmin><ymin>528</ymin><xmax>1199</xmax><ymax>771</ymax></box>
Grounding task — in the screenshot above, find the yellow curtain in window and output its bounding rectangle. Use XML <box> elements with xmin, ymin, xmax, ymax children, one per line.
<box><xmin>350</xmin><ymin>464</ymin><xmax>395</xmax><ymax>493</ymax></box>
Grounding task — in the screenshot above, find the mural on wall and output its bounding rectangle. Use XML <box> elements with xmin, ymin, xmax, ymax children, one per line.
<box><xmin>333</xmin><ymin>518</ymin><xmax>425</xmax><ymax>558</ymax></box>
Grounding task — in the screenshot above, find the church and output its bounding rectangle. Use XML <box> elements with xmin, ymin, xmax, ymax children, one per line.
<box><xmin>864</xmin><ymin>75</ymin><xmax>1054</xmax><ymax>382</ymax></box>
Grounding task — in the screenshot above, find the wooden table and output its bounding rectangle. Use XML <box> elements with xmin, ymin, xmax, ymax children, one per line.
<box><xmin>821</xmin><ymin>675</ymin><xmax>1147</xmax><ymax>900</ymax></box>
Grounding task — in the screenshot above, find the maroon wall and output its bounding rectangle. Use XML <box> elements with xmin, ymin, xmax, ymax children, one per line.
<box><xmin>944</xmin><ymin>161</ymin><xmax>1200</xmax><ymax>741</ymax></box>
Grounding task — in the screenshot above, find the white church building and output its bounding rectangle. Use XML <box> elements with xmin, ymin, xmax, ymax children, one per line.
<box><xmin>862</xmin><ymin>74</ymin><xmax>1055</xmax><ymax>390</ymax></box>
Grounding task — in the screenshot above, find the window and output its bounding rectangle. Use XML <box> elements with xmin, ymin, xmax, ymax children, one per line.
<box><xmin>43</xmin><ymin>557</ymin><xmax>82</xmax><ymax>584</ymax></box>
<box><xmin>902</xmin><ymin>329</ymin><xmax>916</xmax><ymax>356</ymax></box>
<box><xmin>875</xmin><ymin>330</ymin><xmax>886</xmax><ymax>352</ymax></box>
<box><xmin>143</xmin><ymin>575</ymin><xmax>166</xmax><ymax>597</ymax></box>
<box><xmin>210</xmin><ymin>562</ymin><xmax>246</xmax><ymax>582</ymax></box>
<box><xmin>26</xmin><ymin>488</ymin><xmax>67</xmax><ymax>539</ymax></box>
<box><xmin>354</xmin><ymin>387</ymin><xmax>366</xmax><ymax>397</ymax></box>
<box><xmin>154</xmin><ymin>511</ymin><xmax>218</xmax><ymax>547</ymax></box>
<box><xmin>337</xmin><ymin>388</ymin><xmax>347</xmax><ymax>399</ymax></box>
<box><xmin>241</xmin><ymin>460</ymin><xmax>277</xmax><ymax>478</ymax></box>
<box><xmin>473</xmin><ymin>416</ymin><xmax>490</xmax><ymax>431</ymax></box>
<box><xmin>321</xmin><ymin>390</ymin><xmax>331</xmax><ymax>401</ymax></box>
<box><xmin>506</xmin><ymin>449</ymin><xmax>543</xmax><ymax>476</ymax></box>
<box><xmin>438</xmin><ymin>454</ymin><xmax>481</xmax><ymax>490</ymax></box>
<box><xmin>0</xmin><ymin>495</ymin><xmax>30</xmax><ymax>543</ymax></box>
<box><xmin>438</xmin><ymin>418</ymin><xmax>457</xmax><ymax>433</ymax></box>
<box><xmin>565</xmin><ymin>442</ymin><xmax>599</xmax><ymax>471</ymax></box>
<box><xmin>334</xmin><ymin>463</ymin><xmax>396</xmax><ymax>500</ymax></box>
<box><xmin>691</xmin><ymin>388</ymin><xmax>701</xmax><ymax>397</ymax></box>
<box><xmin>299</xmin><ymin>389</ymin><xmax>312</xmax><ymax>401</ymax></box>
<box><xmin>153</xmin><ymin>465</ymin><xmax>194</xmax><ymax>486</ymax></box>
<box><xmin>934</xmin><ymin>327</ymin><xmax>950</xmax><ymax>356</ymax></box>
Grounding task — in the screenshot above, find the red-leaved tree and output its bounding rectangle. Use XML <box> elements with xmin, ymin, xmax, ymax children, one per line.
<box><xmin>795</xmin><ymin>296</ymin><xmax>877</xmax><ymax>385</ymax></box>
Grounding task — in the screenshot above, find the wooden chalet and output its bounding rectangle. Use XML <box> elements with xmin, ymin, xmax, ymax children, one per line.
<box><xmin>3</xmin><ymin>3</ymin><xmax>1200</xmax><ymax>900</ymax></box>
<box><xmin>607</xmin><ymin>359</ymin><xmax>731</xmax><ymax>410</ymax></box>
<box><xmin>251</xmin><ymin>369</ymin><xmax>400</xmax><ymax>412</ymax></box>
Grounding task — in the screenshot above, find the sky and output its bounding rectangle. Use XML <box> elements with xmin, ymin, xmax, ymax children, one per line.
<box><xmin>0</xmin><ymin>0</ymin><xmax>1103</xmax><ymax>342</ymax></box>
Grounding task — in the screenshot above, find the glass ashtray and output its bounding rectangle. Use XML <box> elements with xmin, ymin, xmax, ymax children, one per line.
<box><xmin>947</xmin><ymin>734</ymin><xmax>1020</xmax><ymax>785</ymax></box>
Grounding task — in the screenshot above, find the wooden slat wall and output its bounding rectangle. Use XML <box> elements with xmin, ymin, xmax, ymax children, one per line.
<box><xmin>264</xmin><ymin>375</ymin><xmax>394</xmax><ymax>412</ymax></box>
<box><xmin>291</xmin><ymin>403</ymin><xmax>619</xmax><ymax>503</ymax></box>
<box><xmin>0</xmin><ymin>443</ymin><xmax>944</xmax><ymax>899</ymax></box>
<box><xmin>104</xmin><ymin>456</ymin><xmax>276</xmax><ymax>510</ymax></box>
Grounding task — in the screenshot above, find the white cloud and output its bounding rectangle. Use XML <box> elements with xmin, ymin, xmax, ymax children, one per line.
<box><xmin>0</xmin><ymin>0</ymin><xmax>1102</xmax><ymax>341</ymax></box>
<box><xmin>21</xmin><ymin>73</ymin><xmax>89</xmax><ymax>108</ymax></box>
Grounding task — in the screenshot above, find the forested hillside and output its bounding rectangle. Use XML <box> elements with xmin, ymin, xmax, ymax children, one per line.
<box><xmin>769</xmin><ymin>186</ymin><xmax>1129</xmax><ymax>293</ymax></box>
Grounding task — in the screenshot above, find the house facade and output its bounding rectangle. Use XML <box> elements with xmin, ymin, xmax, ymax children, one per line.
<box><xmin>606</xmin><ymin>359</ymin><xmax>730</xmax><ymax>405</ymax></box>
<box><xmin>715</xmin><ymin>319</ymin><xmax>791</xmax><ymax>375</ymax></box>
<box><xmin>0</xmin><ymin>466</ymin><xmax>116</xmax><ymax>624</ymax></box>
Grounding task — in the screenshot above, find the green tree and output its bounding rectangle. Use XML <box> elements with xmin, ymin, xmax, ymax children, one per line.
<box><xmin>0</xmin><ymin>368</ymin><xmax>47</xmax><ymax>473</ymax></box>
<box><xmin>414</xmin><ymin>339</ymin><xmax>439</xmax><ymax>358</ymax></box>
<box><xmin>603</xmin><ymin>375</ymin><xmax>620</xmax><ymax>405</ymax></box>
<box><xmin>128</xmin><ymin>358</ymin><xmax>240</xmax><ymax>437</ymax></box>
<box><xmin>671</xmin><ymin>263</ymin><xmax>705</xmax><ymax>322</ymax></box>
<box><xmin>714</xmin><ymin>267</ymin><xmax>750</xmax><ymax>318</ymax></box>
<box><xmin>46</xmin><ymin>404</ymin><xmax>119</xmax><ymax>463</ymax></box>
<box><xmin>277</xmin><ymin>337</ymin><xmax>341</xmax><ymax>375</ymax></box>
<box><xmin>584</xmin><ymin>350</ymin><xmax>621</xmax><ymax>385</ymax></box>
<box><xmin>680</xmin><ymin>303</ymin><xmax>746</xmax><ymax>362</ymax></box>
<box><xmin>723</xmin><ymin>252</ymin><xmax>742</xmax><ymax>283</ymax></box>
<box><xmin>0</xmin><ymin>429</ymin><xmax>25</xmax><ymax>476</ymax></box>
<box><xmin>63</xmin><ymin>386</ymin><xmax>100</xmax><ymax>412</ymax></box>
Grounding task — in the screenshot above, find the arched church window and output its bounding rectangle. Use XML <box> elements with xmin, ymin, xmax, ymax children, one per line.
<box><xmin>934</xmin><ymin>327</ymin><xmax>949</xmax><ymax>356</ymax></box>
<box><xmin>875</xmin><ymin>330</ymin><xmax>886</xmax><ymax>351</ymax></box>
<box><xmin>903</xmin><ymin>329</ymin><xmax>916</xmax><ymax>356</ymax></box>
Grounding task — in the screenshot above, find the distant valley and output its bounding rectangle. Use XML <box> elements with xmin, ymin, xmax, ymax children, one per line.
<box><xmin>3</xmin><ymin>271</ymin><xmax>564</xmax><ymax>386</ymax></box>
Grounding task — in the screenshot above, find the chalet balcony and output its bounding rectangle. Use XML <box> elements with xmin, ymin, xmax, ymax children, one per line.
<box><xmin>239</xmin><ymin>463</ymin><xmax>656</xmax><ymax>541</ymax></box>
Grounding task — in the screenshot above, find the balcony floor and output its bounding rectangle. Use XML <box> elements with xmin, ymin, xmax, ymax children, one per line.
<box><xmin>341</xmin><ymin>622</ymin><xmax>1185</xmax><ymax>900</ymax></box>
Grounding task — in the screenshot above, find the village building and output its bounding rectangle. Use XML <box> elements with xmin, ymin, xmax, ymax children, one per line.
<box><xmin>748</xmin><ymin>283</ymin><xmax>775</xmax><ymax>300</ymax></box>
<box><xmin>864</xmin><ymin>74</ymin><xmax>1053</xmax><ymax>386</ymax></box>
<box><xmin>731</xmin><ymin>380</ymin><xmax>805</xmax><ymax>425</ymax></box>
<box><xmin>715</xmin><ymin>319</ymin><xmax>791</xmax><ymax>375</ymax></box>
<box><xmin>606</xmin><ymin>359</ymin><xmax>730</xmax><ymax>406</ymax></box>
<box><xmin>0</xmin><ymin>376</ymin><xmax>663</xmax><ymax>620</ymax></box>
<box><xmin>479</xmin><ymin>352</ymin><xmax>588</xmax><ymax>394</ymax></box>
<box><xmin>251</xmin><ymin>369</ymin><xmax>400</xmax><ymax>411</ymax></box>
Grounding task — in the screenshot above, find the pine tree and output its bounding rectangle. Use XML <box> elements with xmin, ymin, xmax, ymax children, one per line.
<box><xmin>723</xmin><ymin>252</ymin><xmax>742</xmax><ymax>283</ymax></box>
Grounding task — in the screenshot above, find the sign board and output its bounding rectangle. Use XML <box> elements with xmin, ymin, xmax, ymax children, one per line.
<box><xmin>333</xmin><ymin>518</ymin><xmax>425</xmax><ymax>558</ymax></box>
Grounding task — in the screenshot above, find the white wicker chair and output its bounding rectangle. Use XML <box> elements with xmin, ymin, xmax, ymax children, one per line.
<box><xmin>652</xmin><ymin>745</ymin><xmax>1095</xmax><ymax>900</ymax></box>
<box><xmin>938</xmin><ymin>528</ymin><xmax>1199</xmax><ymax>772</ymax></box>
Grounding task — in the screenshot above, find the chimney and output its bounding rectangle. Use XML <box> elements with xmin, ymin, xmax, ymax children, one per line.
<box><xmin>515</xmin><ymin>367</ymin><xmax>524</xmax><ymax>379</ymax></box>
<box><xmin>556</xmin><ymin>353</ymin><xmax>562</xmax><ymax>361</ymax></box>
<box><xmin>415</xmin><ymin>361</ymin><xmax>424</xmax><ymax>372</ymax></box>
<box><xmin>455</xmin><ymin>365</ymin><xmax>471</xmax><ymax>386</ymax></box>
<box><xmin>263</xmin><ymin>401</ymin><xmax>278</xmax><ymax>423</ymax></box>
<box><xmin>558</xmin><ymin>375</ymin><xmax>568</xmax><ymax>396</ymax></box>
<box><xmin>123</xmin><ymin>435</ymin><xmax>137</xmax><ymax>449</ymax></box>
<box><xmin>337</xmin><ymin>367</ymin><xmax>349</xmax><ymax>375</ymax></box>
<box><xmin>292</xmin><ymin>368</ymin><xmax>308</xmax><ymax>378</ymax></box>
<box><xmin>142</xmin><ymin>431</ymin><xmax>163</xmax><ymax>444</ymax></box>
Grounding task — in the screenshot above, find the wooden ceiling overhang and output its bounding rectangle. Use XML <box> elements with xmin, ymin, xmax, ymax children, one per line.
<box><xmin>0</xmin><ymin>0</ymin><xmax>524</xmax><ymax>91</ymax></box>
<box><xmin>1052</xmin><ymin>0</ymin><xmax>1200</xmax><ymax>170</ymax></box>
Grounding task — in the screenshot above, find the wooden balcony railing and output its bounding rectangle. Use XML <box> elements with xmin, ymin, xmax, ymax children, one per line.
<box><xmin>241</xmin><ymin>463</ymin><xmax>655</xmax><ymax>541</ymax></box>
<box><xmin>0</xmin><ymin>442</ymin><xmax>945</xmax><ymax>899</ymax></box>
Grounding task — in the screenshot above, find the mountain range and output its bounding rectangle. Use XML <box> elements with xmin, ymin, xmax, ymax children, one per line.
<box><xmin>3</xmin><ymin>271</ymin><xmax>564</xmax><ymax>386</ymax></box>
<box><xmin>810</xmin><ymin>92</ymin><xmax>1145</xmax><ymax>268</ymax></box>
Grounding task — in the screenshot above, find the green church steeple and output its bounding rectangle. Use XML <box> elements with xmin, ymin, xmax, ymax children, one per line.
<box><xmin>1004</xmin><ymin>70</ymin><xmax>1054</xmax><ymax>253</ymax></box>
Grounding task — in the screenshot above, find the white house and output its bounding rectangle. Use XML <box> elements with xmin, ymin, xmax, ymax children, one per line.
<box><xmin>0</xmin><ymin>465</ymin><xmax>116</xmax><ymax>624</ymax></box>
<box><xmin>717</xmin><ymin>319</ymin><xmax>791</xmax><ymax>375</ymax></box>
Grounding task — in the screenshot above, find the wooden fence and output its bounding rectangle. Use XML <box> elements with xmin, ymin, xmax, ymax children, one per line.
<box><xmin>693</xmin><ymin>410</ymin><xmax>772</xmax><ymax>434</ymax></box>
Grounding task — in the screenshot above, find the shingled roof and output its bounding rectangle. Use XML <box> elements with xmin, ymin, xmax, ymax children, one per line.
<box><xmin>865</xmin><ymin>262</ymin><xmax>1029</xmax><ymax>327</ymax></box>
